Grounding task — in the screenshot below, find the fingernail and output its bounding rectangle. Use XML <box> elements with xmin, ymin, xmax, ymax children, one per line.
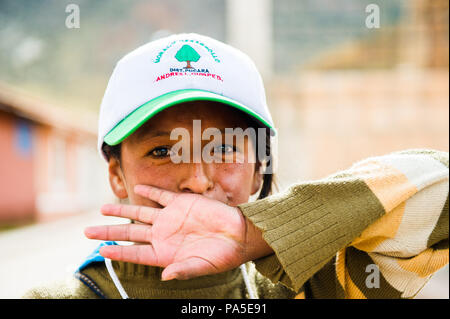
<box><xmin>99</xmin><ymin>246</ymin><xmax>110</xmax><ymax>257</ymax></box>
<box><xmin>162</xmin><ymin>273</ymin><xmax>177</xmax><ymax>281</ymax></box>
<box><xmin>101</xmin><ymin>203</ymin><xmax>117</xmax><ymax>214</ymax></box>
<box><xmin>84</xmin><ymin>227</ymin><xmax>97</xmax><ymax>238</ymax></box>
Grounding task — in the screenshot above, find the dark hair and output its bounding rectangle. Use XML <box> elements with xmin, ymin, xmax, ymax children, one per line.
<box><xmin>101</xmin><ymin>126</ymin><xmax>275</xmax><ymax>200</ymax></box>
<box><xmin>253</xmin><ymin>126</ymin><xmax>276</xmax><ymax>199</ymax></box>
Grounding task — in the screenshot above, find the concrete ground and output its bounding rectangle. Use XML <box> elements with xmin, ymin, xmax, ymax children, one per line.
<box><xmin>0</xmin><ymin>210</ymin><xmax>125</xmax><ymax>298</ymax></box>
<box><xmin>0</xmin><ymin>210</ymin><xmax>448</xmax><ymax>299</ymax></box>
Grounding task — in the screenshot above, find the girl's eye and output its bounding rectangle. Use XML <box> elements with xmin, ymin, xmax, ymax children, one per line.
<box><xmin>215</xmin><ymin>144</ymin><xmax>236</xmax><ymax>154</ymax></box>
<box><xmin>148</xmin><ymin>146</ymin><xmax>171</xmax><ymax>158</ymax></box>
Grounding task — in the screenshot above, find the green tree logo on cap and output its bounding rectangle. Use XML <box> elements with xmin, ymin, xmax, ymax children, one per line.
<box><xmin>175</xmin><ymin>45</ymin><xmax>200</xmax><ymax>69</ymax></box>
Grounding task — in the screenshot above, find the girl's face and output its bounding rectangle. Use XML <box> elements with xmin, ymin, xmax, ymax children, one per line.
<box><xmin>108</xmin><ymin>101</ymin><xmax>262</xmax><ymax>208</ymax></box>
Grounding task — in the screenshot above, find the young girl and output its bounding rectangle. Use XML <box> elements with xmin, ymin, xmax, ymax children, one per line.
<box><xmin>24</xmin><ymin>33</ymin><xmax>295</xmax><ymax>299</ymax></box>
<box><xmin>25</xmin><ymin>33</ymin><xmax>448</xmax><ymax>299</ymax></box>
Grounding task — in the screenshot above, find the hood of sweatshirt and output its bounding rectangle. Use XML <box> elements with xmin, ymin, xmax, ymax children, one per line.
<box><xmin>76</xmin><ymin>241</ymin><xmax>246</xmax><ymax>299</ymax></box>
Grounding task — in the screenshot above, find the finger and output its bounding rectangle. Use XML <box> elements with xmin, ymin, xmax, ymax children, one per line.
<box><xmin>101</xmin><ymin>204</ymin><xmax>161</xmax><ymax>224</ymax></box>
<box><xmin>84</xmin><ymin>224</ymin><xmax>152</xmax><ymax>243</ymax></box>
<box><xmin>134</xmin><ymin>185</ymin><xmax>178</xmax><ymax>207</ymax></box>
<box><xmin>99</xmin><ymin>244</ymin><xmax>163</xmax><ymax>267</ymax></box>
<box><xmin>161</xmin><ymin>257</ymin><xmax>217</xmax><ymax>281</ymax></box>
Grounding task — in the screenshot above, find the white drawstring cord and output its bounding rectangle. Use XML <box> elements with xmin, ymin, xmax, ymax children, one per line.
<box><xmin>240</xmin><ymin>264</ymin><xmax>258</xmax><ymax>299</ymax></box>
<box><xmin>105</xmin><ymin>258</ymin><xmax>258</xmax><ymax>299</ymax></box>
<box><xmin>104</xmin><ymin>258</ymin><xmax>129</xmax><ymax>299</ymax></box>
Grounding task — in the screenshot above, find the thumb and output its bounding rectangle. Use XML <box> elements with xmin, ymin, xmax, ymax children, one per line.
<box><xmin>161</xmin><ymin>258</ymin><xmax>217</xmax><ymax>281</ymax></box>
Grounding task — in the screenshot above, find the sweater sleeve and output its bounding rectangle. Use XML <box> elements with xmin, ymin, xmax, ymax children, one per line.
<box><xmin>238</xmin><ymin>149</ymin><xmax>449</xmax><ymax>297</ymax></box>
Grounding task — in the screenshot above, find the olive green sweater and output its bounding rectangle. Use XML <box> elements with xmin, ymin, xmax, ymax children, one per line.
<box><xmin>24</xmin><ymin>149</ymin><xmax>448</xmax><ymax>299</ymax></box>
<box><xmin>23</xmin><ymin>260</ymin><xmax>294</xmax><ymax>299</ymax></box>
<box><xmin>240</xmin><ymin>148</ymin><xmax>449</xmax><ymax>298</ymax></box>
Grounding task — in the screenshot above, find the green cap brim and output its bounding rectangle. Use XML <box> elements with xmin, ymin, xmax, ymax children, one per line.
<box><xmin>104</xmin><ymin>89</ymin><xmax>276</xmax><ymax>146</ymax></box>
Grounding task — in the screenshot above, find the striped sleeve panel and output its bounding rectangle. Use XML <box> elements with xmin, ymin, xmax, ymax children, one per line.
<box><xmin>342</xmin><ymin>149</ymin><xmax>449</xmax><ymax>298</ymax></box>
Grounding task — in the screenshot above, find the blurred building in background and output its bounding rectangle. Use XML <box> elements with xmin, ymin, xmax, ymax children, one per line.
<box><xmin>0</xmin><ymin>83</ymin><xmax>108</xmax><ymax>225</ymax></box>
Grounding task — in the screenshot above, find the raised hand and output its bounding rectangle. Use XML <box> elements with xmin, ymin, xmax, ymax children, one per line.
<box><xmin>84</xmin><ymin>185</ymin><xmax>273</xmax><ymax>281</ymax></box>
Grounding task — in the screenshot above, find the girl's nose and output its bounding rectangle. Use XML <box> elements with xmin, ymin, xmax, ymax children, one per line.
<box><xmin>178</xmin><ymin>163</ymin><xmax>214</xmax><ymax>194</ymax></box>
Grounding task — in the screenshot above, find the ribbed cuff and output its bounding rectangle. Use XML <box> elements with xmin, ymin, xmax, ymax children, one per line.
<box><xmin>239</xmin><ymin>179</ymin><xmax>385</xmax><ymax>292</ymax></box>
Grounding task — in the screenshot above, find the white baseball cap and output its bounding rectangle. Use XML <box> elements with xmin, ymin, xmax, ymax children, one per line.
<box><xmin>98</xmin><ymin>33</ymin><xmax>276</xmax><ymax>159</ymax></box>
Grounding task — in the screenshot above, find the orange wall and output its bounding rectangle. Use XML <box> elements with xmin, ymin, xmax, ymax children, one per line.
<box><xmin>0</xmin><ymin>111</ymin><xmax>35</xmax><ymax>223</ymax></box>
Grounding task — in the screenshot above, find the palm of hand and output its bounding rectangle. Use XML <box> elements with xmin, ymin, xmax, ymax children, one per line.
<box><xmin>85</xmin><ymin>186</ymin><xmax>249</xmax><ymax>280</ymax></box>
<box><xmin>150</xmin><ymin>194</ymin><xmax>247</xmax><ymax>279</ymax></box>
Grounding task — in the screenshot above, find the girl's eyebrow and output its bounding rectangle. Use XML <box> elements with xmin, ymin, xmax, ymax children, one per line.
<box><xmin>150</xmin><ymin>131</ymin><xmax>171</xmax><ymax>137</ymax></box>
<box><xmin>136</xmin><ymin>130</ymin><xmax>171</xmax><ymax>140</ymax></box>
<box><xmin>136</xmin><ymin>126</ymin><xmax>250</xmax><ymax>140</ymax></box>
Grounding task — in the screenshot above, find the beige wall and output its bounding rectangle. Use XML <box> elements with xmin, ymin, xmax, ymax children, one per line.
<box><xmin>267</xmin><ymin>69</ymin><xmax>449</xmax><ymax>189</ymax></box>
